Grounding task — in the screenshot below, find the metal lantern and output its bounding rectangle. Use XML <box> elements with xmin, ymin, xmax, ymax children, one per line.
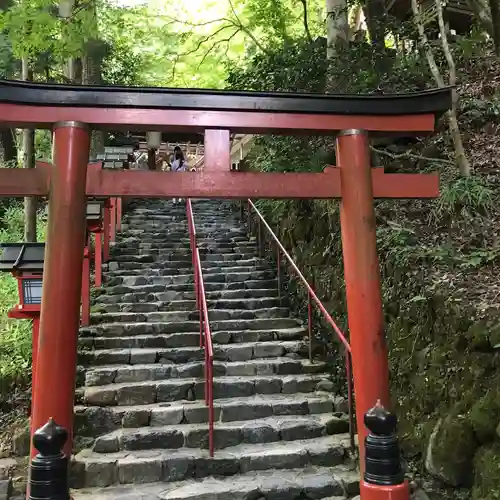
<box><xmin>86</xmin><ymin>201</ymin><xmax>104</xmax><ymax>225</ymax></box>
<box><xmin>0</xmin><ymin>243</ymin><xmax>45</xmax><ymax>310</ymax></box>
<box><xmin>146</xmin><ymin>131</ymin><xmax>162</xmax><ymax>149</ymax></box>
<box><xmin>58</xmin><ymin>0</ymin><xmax>75</xmax><ymax>18</ymax></box>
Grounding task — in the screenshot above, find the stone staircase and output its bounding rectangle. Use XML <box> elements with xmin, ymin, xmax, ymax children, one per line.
<box><xmin>71</xmin><ymin>199</ymin><xmax>359</xmax><ymax>500</ymax></box>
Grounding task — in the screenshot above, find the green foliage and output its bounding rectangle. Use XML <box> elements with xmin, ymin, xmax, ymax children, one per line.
<box><xmin>0</xmin><ymin>205</ymin><xmax>46</xmax><ymax>395</ymax></box>
<box><xmin>469</xmin><ymin>388</ymin><xmax>500</xmax><ymax>444</ymax></box>
<box><xmin>227</xmin><ymin>38</ymin><xmax>326</xmax><ymax>92</ymax></box>
<box><xmin>473</xmin><ymin>443</ymin><xmax>500</xmax><ymax>500</ymax></box>
<box><xmin>432</xmin><ymin>177</ymin><xmax>494</xmax><ymax>222</ymax></box>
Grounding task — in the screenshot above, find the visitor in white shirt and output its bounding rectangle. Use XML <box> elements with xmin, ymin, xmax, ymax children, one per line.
<box><xmin>171</xmin><ymin>146</ymin><xmax>188</xmax><ymax>204</ymax></box>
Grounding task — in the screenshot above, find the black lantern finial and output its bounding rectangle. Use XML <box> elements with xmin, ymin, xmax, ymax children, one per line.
<box><xmin>29</xmin><ymin>418</ymin><xmax>70</xmax><ymax>500</ymax></box>
<box><xmin>364</xmin><ymin>401</ymin><xmax>405</xmax><ymax>486</ymax></box>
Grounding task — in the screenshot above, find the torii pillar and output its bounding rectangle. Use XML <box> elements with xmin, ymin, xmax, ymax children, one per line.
<box><xmin>337</xmin><ymin>129</ymin><xmax>389</xmax><ymax>456</ymax></box>
<box><xmin>30</xmin><ymin>121</ymin><xmax>90</xmax><ymax>457</ymax></box>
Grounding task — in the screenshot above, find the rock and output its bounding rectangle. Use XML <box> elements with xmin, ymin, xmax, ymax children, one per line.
<box><xmin>411</xmin><ymin>488</ymin><xmax>431</xmax><ymax>500</ymax></box>
<box><xmin>472</xmin><ymin>443</ymin><xmax>500</xmax><ymax>500</ymax></box>
<box><xmin>496</xmin><ymin>421</ymin><xmax>500</xmax><ymax>439</ymax></box>
<box><xmin>425</xmin><ymin>415</ymin><xmax>477</xmax><ymax>487</ymax></box>
<box><xmin>12</xmin><ymin>423</ymin><xmax>30</xmax><ymax>457</ymax></box>
<box><xmin>108</xmin><ymin>261</ymin><xmax>119</xmax><ymax>271</ymax></box>
<box><xmin>469</xmin><ymin>389</ymin><xmax>500</xmax><ymax>443</ymax></box>
<box><xmin>316</xmin><ymin>380</ymin><xmax>335</xmax><ymax>393</ymax></box>
<box><xmin>0</xmin><ymin>479</ymin><xmax>11</xmax><ymax>500</ymax></box>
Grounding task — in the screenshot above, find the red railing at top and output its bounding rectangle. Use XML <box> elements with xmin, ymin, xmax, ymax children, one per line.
<box><xmin>246</xmin><ymin>199</ymin><xmax>355</xmax><ymax>452</ymax></box>
<box><xmin>186</xmin><ymin>199</ymin><xmax>215</xmax><ymax>457</ymax></box>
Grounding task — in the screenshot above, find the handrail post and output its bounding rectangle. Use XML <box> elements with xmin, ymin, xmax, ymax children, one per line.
<box><xmin>247</xmin><ymin>200</ymin><xmax>251</xmax><ymax>236</ymax></box>
<box><xmin>258</xmin><ymin>218</ymin><xmax>263</xmax><ymax>257</ymax></box>
<box><xmin>307</xmin><ymin>289</ymin><xmax>313</xmax><ymax>363</ymax></box>
<box><xmin>361</xmin><ymin>402</ymin><xmax>410</xmax><ymax>500</ymax></box>
<box><xmin>346</xmin><ymin>351</ymin><xmax>355</xmax><ymax>453</ymax></box>
<box><xmin>28</xmin><ymin>418</ymin><xmax>70</xmax><ymax>500</ymax></box>
<box><xmin>276</xmin><ymin>246</ymin><xmax>281</xmax><ymax>300</ymax></box>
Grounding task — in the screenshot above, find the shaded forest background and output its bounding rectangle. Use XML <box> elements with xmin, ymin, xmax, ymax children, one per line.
<box><xmin>0</xmin><ymin>0</ymin><xmax>500</xmax><ymax>498</ymax></box>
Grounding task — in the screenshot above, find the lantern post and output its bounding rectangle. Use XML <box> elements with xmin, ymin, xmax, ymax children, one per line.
<box><xmin>0</xmin><ymin>243</ymin><xmax>44</xmax><ymax>421</ymax></box>
<box><xmin>86</xmin><ymin>201</ymin><xmax>105</xmax><ymax>288</ymax></box>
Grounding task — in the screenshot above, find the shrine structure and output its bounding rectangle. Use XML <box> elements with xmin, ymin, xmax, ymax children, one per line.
<box><xmin>0</xmin><ymin>79</ymin><xmax>452</xmax><ymax>500</ymax></box>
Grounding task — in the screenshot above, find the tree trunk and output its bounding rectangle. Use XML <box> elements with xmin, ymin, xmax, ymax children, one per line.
<box><xmin>81</xmin><ymin>0</ymin><xmax>108</xmax><ymax>159</ymax></box>
<box><xmin>363</xmin><ymin>0</ymin><xmax>387</xmax><ymax>49</ymax></box>
<box><xmin>0</xmin><ymin>129</ymin><xmax>17</xmax><ymax>164</ymax></box>
<box><xmin>82</xmin><ymin>41</ymin><xmax>108</xmax><ymax>159</ymax></box>
<box><xmin>466</xmin><ymin>0</ymin><xmax>494</xmax><ymax>36</ymax></box>
<box><xmin>325</xmin><ymin>0</ymin><xmax>349</xmax><ymax>90</ymax></box>
<box><xmin>489</xmin><ymin>0</ymin><xmax>500</xmax><ymax>55</ymax></box>
<box><xmin>22</xmin><ymin>57</ymin><xmax>37</xmax><ymax>242</ymax></box>
<box><xmin>326</xmin><ymin>0</ymin><xmax>348</xmax><ymax>60</ymax></box>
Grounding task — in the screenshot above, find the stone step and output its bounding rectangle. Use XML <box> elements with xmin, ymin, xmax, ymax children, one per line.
<box><xmin>75</xmin><ymin>393</ymin><xmax>347</xmax><ymax>433</ymax></box>
<box><xmin>95</xmin><ymin>297</ymin><xmax>285</xmax><ymax>314</ymax></box>
<box><xmin>103</xmin><ymin>265</ymin><xmax>271</xmax><ymax>278</ymax></box>
<box><xmin>107</xmin><ymin>258</ymin><xmax>265</xmax><ymax>271</ymax></box>
<box><xmin>79</xmin><ymin>340</ymin><xmax>304</xmax><ymax>366</ymax></box>
<box><xmin>71</xmin><ymin>462</ymin><xmax>359</xmax><ymax>497</ymax></box>
<box><xmin>104</xmin><ymin>271</ymin><xmax>276</xmax><ymax>287</ymax></box>
<box><xmin>115</xmin><ymin>237</ymin><xmax>255</xmax><ymax>249</ymax></box>
<box><xmin>90</xmin><ymin>307</ymin><xmax>290</xmax><ymax>325</ymax></box>
<box><xmin>83</xmin><ymin>373</ymin><xmax>330</xmax><ymax>406</ymax></box>
<box><xmin>98</xmin><ymin>280</ymin><xmax>278</xmax><ymax>297</ymax></box>
<box><xmin>95</xmin><ymin>287</ymin><xmax>279</xmax><ymax>304</ymax></box>
<box><xmin>80</xmin><ymin>318</ymin><xmax>302</xmax><ymax>338</ymax></box>
<box><xmin>91</xmin><ymin>414</ymin><xmax>349</xmax><ymax>454</ymax></box>
<box><xmin>84</xmin><ymin>358</ymin><xmax>324</xmax><ymax>386</ymax></box>
<box><xmin>80</xmin><ymin>327</ymin><xmax>306</xmax><ymax>350</ymax></box>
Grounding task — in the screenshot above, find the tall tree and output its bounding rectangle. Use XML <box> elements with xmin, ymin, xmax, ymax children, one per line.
<box><xmin>81</xmin><ymin>0</ymin><xmax>108</xmax><ymax>158</ymax></box>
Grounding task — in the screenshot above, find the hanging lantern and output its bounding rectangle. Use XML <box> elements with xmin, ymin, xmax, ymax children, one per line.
<box><xmin>146</xmin><ymin>131</ymin><xmax>162</xmax><ymax>149</ymax></box>
<box><xmin>58</xmin><ymin>0</ymin><xmax>75</xmax><ymax>18</ymax></box>
<box><xmin>0</xmin><ymin>243</ymin><xmax>45</xmax><ymax>310</ymax></box>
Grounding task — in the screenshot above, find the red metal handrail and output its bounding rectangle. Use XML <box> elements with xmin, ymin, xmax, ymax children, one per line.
<box><xmin>186</xmin><ymin>199</ymin><xmax>215</xmax><ymax>457</ymax></box>
<box><xmin>247</xmin><ymin>199</ymin><xmax>355</xmax><ymax>452</ymax></box>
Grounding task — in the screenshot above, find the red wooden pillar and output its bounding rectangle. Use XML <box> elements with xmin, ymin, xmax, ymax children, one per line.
<box><xmin>110</xmin><ymin>197</ymin><xmax>117</xmax><ymax>243</ymax></box>
<box><xmin>116</xmin><ymin>197</ymin><xmax>122</xmax><ymax>232</ymax></box>
<box><xmin>94</xmin><ymin>230</ymin><xmax>103</xmax><ymax>287</ymax></box>
<box><xmin>337</xmin><ymin>129</ymin><xmax>390</xmax><ymax>469</ymax></box>
<box><xmin>81</xmin><ymin>238</ymin><xmax>91</xmax><ymax>327</ymax></box>
<box><xmin>103</xmin><ymin>200</ymin><xmax>111</xmax><ymax>262</ymax></box>
<box><xmin>30</xmin><ymin>121</ymin><xmax>90</xmax><ymax>458</ymax></box>
<box><xmin>31</xmin><ymin>316</ymin><xmax>40</xmax><ymax>415</ymax></box>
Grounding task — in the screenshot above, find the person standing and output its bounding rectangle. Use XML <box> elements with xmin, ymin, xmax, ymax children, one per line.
<box><xmin>171</xmin><ymin>146</ymin><xmax>188</xmax><ymax>204</ymax></box>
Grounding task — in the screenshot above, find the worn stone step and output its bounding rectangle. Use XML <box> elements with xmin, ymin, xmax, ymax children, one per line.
<box><xmin>109</xmin><ymin>258</ymin><xmax>265</xmax><ymax>271</ymax></box>
<box><xmin>97</xmin><ymin>280</ymin><xmax>279</xmax><ymax>298</ymax></box>
<box><xmin>83</xmin><ymin>358</ymin><xmax>324</xmax><ymax>386</ymax></box>
<box><xmin>90</xmin><ymin>307</ymin><xmax>290</xmax><ymax>325</ymax></box>
<box><xmin>79</xmin><ymin>340</ymin><xmax>304</xmax><ymax>366</ymax></box>
<box><xmin>91</xmin><ymin>414</ymin><xmax>349</xmax><ymax>455</ymax></box>
<box><xmin>105</xmin><ymin>270</ymin><xmax>276</xmax><ymax>287</ymax></box>
<box><xmin>71</xmin><ymin>462</ymin><xmax>359</xmax><ymax>497</ymax></box>
<box><xmin>95</xmin><ymin>287</ymin><xmax>278</xmax><ymax>303</ymax></box>
<box><xmin>80</xmin><ymin>318</ymin><xmax>302</xmax><ymax>340</ymax></box>
<box><xmin>83</xmin><ymin>373</ymin><xmax>330</xmax><ymax>406</ymax></box>
<box><xmin>103</xmin><ymin>265</ymin><xmax>271</xmax><ymax>278</ymax></box>
<box><xmin>75</xmin><ymin>393</ymin><xmax>348</xmax><ymax>434</ymax></box>
<box><xmin>110</xmin><ymin>253</ymin><xmax>192</xmax><ymax>262</ymax></box>
<box><xmin>80</xmin><ymin>327</ymin><xmax>306</xmax><ymax>350</ymax></box>
<box><xmin>95</xmin><ymin>297</ymin><xmax>285</xmax><ymax>314</ymax></box>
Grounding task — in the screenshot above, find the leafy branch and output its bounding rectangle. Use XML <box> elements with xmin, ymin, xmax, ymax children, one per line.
<box><xmin>370</xmin><ymin>146</ymin><xmax>455</xmax><ymax>166</ymax></box>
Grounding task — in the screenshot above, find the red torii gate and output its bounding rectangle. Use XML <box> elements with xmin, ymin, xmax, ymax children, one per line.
<box><xmin>0</xmin><ymin>79</ymin><xmax>451</xmax><ymax>499</ymax></box>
